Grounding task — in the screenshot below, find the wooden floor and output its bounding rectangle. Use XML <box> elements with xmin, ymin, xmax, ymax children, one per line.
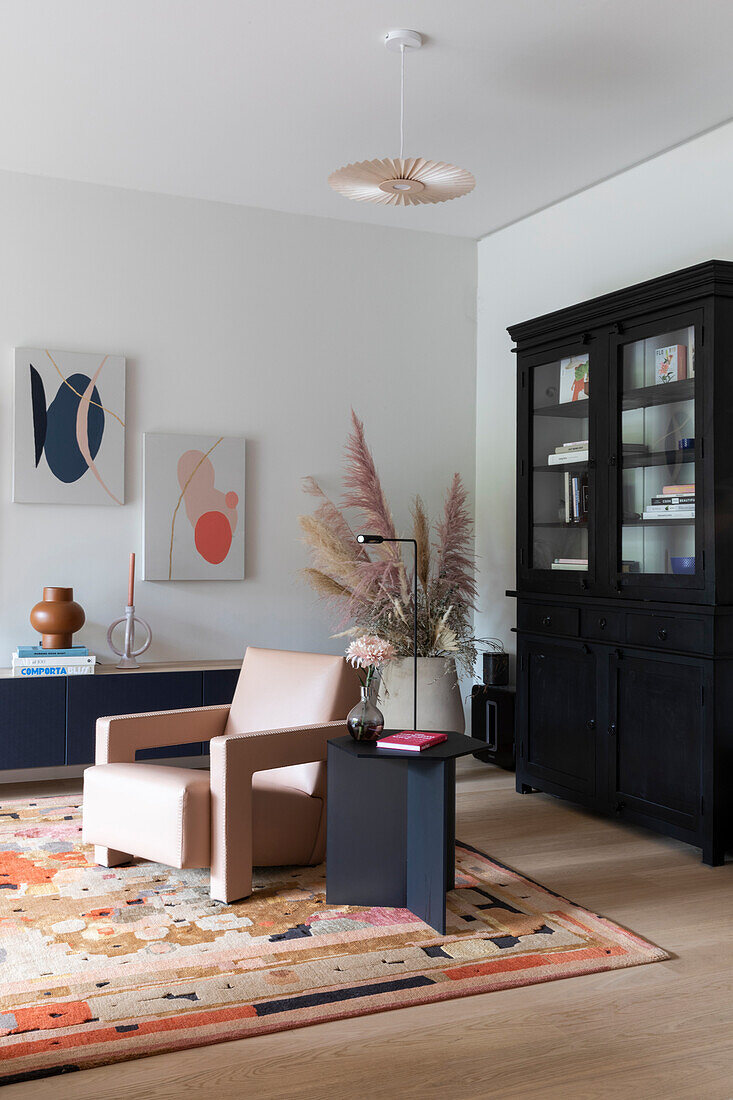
<box><xmin>4</xmin><ymin>761</ymin><xmax>733</xmax><ymax>1100</ymax></box>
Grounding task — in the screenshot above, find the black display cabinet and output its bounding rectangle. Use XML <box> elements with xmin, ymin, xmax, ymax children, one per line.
<box><xmin>509</xmin><ymin>261</ymin><xmax>733</xmax><ymax>865</ymax></box>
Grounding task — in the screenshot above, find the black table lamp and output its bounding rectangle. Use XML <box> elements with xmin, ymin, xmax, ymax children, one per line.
<box><xmin>356</xmin><ymin>534</ymin><xmax>418</xmax><ymax>730</ymax></box>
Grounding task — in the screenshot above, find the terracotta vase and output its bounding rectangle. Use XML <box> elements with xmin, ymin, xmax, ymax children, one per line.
<box><xmin>30</xmin><ymin>587</ymin><xmax>85</xmax><ymax>649</ymax></box>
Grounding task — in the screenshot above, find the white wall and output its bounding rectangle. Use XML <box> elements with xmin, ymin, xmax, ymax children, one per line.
<box><xmin>0</xmin><ymin>170</ymin><xmax>476</xmax><ymax>664</ymax></box>
<box><xmin>475</xmin><ymin>118</ymin><xmax>733</xmax><ymax>654</ymax></box>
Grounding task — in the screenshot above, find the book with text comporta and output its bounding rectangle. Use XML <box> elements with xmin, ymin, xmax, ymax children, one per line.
<box><xmin>376</xmin><ymin>731</ymin><xmax>449</xmax><ymax>752</ymax></box>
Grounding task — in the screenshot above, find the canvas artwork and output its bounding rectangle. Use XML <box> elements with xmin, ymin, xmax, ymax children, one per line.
<box><xmin>558</xmin><ymin>355</ymin><xmax>589</xmax><ymax>403</ymax></box>
<box><xmin>13</xmin><ymin>348</ymin><xmax>125</xmax><ymax>505</ymax></box>
<box><xmin>143</xmin><ymin>433</ymin><xmax>245</xmax><ymax>581</ymax></box>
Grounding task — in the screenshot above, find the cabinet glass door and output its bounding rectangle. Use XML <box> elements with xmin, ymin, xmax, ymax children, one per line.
<box><xmin>615</xmin><ymin>316</ymin><xmax>701</xmax><ymax>588</ymax></box>
<box><xmin>529</xmin><ymin>350</ymin><xmax>593</xmax><ymax>578</ymax></box>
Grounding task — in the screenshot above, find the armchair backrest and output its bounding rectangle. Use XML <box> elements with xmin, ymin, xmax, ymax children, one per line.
<box><xmin>224</xmin><ymin>647</ymin><xmax>360</xmax><ymax>796</ymax></box>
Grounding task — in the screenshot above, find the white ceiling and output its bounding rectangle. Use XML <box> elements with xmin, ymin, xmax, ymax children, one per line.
<box><xmin>2</xmin><ymin>0</ymin><xmax>733</xmax><ymax>239</ymax></box>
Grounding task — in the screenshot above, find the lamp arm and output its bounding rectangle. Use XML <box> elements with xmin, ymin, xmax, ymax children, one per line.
<box><xmin>375</xmin><ymin>536</ymin><xmax>418</xmax><ymax>730</ymax></box>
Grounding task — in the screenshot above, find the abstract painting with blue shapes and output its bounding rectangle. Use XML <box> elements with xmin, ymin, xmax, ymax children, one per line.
<box><xmin>13</xmin><ymin>348</ymin><xmax>125</xmax><ymax>505</ymax></box>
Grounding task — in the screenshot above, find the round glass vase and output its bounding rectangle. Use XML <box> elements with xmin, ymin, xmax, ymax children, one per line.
<box><xmin>347</xmin><ymin>676</ymin><xmax>384</xmax><ymax>742</ymax></box>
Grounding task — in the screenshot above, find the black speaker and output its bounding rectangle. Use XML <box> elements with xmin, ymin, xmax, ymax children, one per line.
<box><xmin>482</xmin><ymin>651</ymin><xmax>509</xmax><ymax>686</ymax></box>
<box><xmin>471</xmin><ymin>684</ymin><xmax>515</xmax><ymax>770</ymax></box>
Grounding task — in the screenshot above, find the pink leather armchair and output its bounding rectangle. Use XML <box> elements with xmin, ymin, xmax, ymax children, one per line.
<box><xmin>82</xmin><ymin>647</ymin><xmax>360</xmax><ymax>903</ymax></box>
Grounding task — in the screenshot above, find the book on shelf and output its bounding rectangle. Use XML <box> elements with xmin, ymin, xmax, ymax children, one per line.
<box><xmin>642</xmin><ymin>510</ymin><xmax>695</xmax><ymax>521</ymax></box>
<box><xmin>564</xmin><ymin>471</ymin><xmax>571</xmax><ymax>524</ymax></box>
<box><xmin>554</xmin><ymin>440</ymin><xmax>589</xmax><ymax>454</ymax></box>
<box><xmin>376</xmin><ymin>731</ymin><xmax>448</xmax><ymax>752</ymax></box>
<box><xmin>558</xmin><ymin>356</ymin><xmax>589</xmax><ymax>403</ymax></box>
<box><xmin>551</xmin><ymin>559</ymin><xmax>588</xmax><ymax>570</ymax></box>
<box><xmin>621</xmin><ymin>560</ymin><xmax>640</xmax><ymax>573</ymax></box>
<box><xmin>644</xmin><ymin>502</ymin><xmax>695</xmax><ymax>514</ymax></box>
<box><xmin>620</xmin><ymin>442</ymin><xmax>649</xmax><ymax>454</ymax></box>
<box><xmin>663</xmin><ymin>484</ymin><xmax>695</xmax><ymax>495</ymax></box>
<box><xmin>556</xmin><ymin>558</ymin><xmax>588</xmax><ymax>565</ymax></box>
<box><xmin>547</xmin><ymin>450</ymin><xmax>589</xmax><ymax>466</ymax></box>
<box><xmin>655</xmin><ymin>344</ymin><xmax>687</xmax><ymax>385</ymax></box>
<box><xmin>650</xmin><ymin>494</ymin><xmax>694</xmax><ymax>506</ymax></box>
<box><xmin>573</xmin><ymin>473</ymin><xmax>589</xmax><ymax>523</ymax></box>
<box><xmin>12</xmin><ymin>651</ymin><xmax>94</xmax><ymax>666</ymax></box>
<box><xmin>15</xmin><ymin>645</ymin><xmax>89</xmax><ymax>658</ymax></box>
<box><xmin>11</xmin><ymin>654</ymin><xmax>96</xmax><ymax>677</ymax></box>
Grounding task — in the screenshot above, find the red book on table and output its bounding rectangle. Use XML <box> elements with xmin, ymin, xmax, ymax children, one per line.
<box><xmin>376</xmin><ymin>731</ymin><xmax>449</xmax><ymax>752</ymax></box>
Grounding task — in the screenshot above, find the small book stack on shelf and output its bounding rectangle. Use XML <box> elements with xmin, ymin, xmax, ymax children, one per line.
<box><xmin>643</xmin><ymin>484</ymin><xmax>695</xmax><ymax>522</ymax></box>
<box><xmin>11</xmin><ymin>645</ymin><xmax>96</xmax><ymax>678</ymax></box>
<box><xmin>547</xmin><ymin>439</ymin><xmax>588</xmax><ymax>466</ymax></box>
<box><xmin>562</xmin><ymin>470</ymin><xmax>589</xmax><ymax>524</ymax></box>
<box><xmin>551</xmin><ymin>557</ymin><xmax>588</xmax><ymax>571</ymax></box>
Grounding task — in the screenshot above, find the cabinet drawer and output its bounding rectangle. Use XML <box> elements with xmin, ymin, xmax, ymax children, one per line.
<box><xmin>518</xmin><ymin>603</ymin><xmax>579</xmax><ymax>637</ymax></box>
<box><xmin>580</xmin><ymin>609</ymin><xmax>624</xmax><ymax>641</ymax></box>
<box><xmin>625</xmin><ymin>613</ymin><xmax>710</xmax><ymax>654</ymax></box>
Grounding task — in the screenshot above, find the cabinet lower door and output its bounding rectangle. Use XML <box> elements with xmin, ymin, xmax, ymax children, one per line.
<box><xmin>609</xmin><ymin>652</ymin><xmax>702</xmax><ymax>834</ymax></box>
<box><xmin>0</xmin><ymin>679</ymin><xmax>66</xmax><ymax>769</ymax></box>
<box><xmin>518</xmin><ymin>638</ymin><xmax>597</xmax><ymax>795</ymax></box>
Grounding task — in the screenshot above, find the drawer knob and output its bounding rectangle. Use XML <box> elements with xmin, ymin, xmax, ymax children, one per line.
<box><xmin>614</xmin><ymin>800</ymin><xmax>626</xmax><ymax>815</ymax></box>
<box><xmin>541</xmin><ymin>615</ymin><xmax>552</xmax><ymax>627</ymax></box>
<box><xmin>657</xmin><ymin>628</ymin><xmax>668</xmax><ymax>641</ymax></box>
<box><xmin>608</xmin><ymin>723</ymin><xmax>617</xmax><ymax>737</ymax></box>
<box><xmin>586</xmin><ymin>719</ymin><xmax>596</xmax><ymax>731</ymax></box>
<box><xmin>598</xmin><ymin>617</ymin><xmax>607</xmax><ymax>630</ymax></box>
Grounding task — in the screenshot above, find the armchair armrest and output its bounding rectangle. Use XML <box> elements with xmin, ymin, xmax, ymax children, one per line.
<box><xmin>209</xmin><ymin>719</ymin><xmax>346</xmax><ymax>902</ymax></box>
<box><xmin>95</xmin><ymin>704</ymin><xmax>231</xmax><ymax>764</ymax></box>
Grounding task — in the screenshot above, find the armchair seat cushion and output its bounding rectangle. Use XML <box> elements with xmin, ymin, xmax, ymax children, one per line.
<box><xmin>83</xmin><ymin>763</ymin><xmax>211</xmax><ymax>869</ymax></box>
<box><xmin>83</xmin><ymin>762</ymin><xmax>325</xmax><ymax>874</ymax></box>
<box><xmin>251</xmin><ymin>770</ymin><xmax>324</xmax><ymax>866</ymax></box>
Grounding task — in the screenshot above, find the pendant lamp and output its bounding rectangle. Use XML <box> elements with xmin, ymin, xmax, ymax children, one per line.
<box><xmin>328</xmin><ymin>29</ymin><xmax>475</xmax><ymax>207</ymax></box>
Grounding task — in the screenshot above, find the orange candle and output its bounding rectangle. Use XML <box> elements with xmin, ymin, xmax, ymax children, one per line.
<box><xmin>128</xmin><ymin>552</ymin><xmax>135</xmax><ymax>607</ymax></box>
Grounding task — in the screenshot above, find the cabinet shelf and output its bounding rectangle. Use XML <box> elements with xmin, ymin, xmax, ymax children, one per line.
<box><xmin>621</xmin><ymin>448</ymin><xmax>695</xmax><ymax>468</ymax></box>
<box><xmin>533</xmin><ymin>522</ymin><xmax>588</xmax><ymax>529</ymax></box>
<box><xmin>623</xmin><ymin>518</ymin><xmax>695</xmax><ymax>527</ymax></box>
<box><xmin>533</xmin><ymin>461</ymin><xmax>589</xmax><ymax>472</ymax></box>
<box><xmin>622</xmin><ymin>378</ymin><xmax>694</xmax><ymax>411</ymax></box>
<box><xmin>534</xmin><ymin>399</ymin><xmax>590</xmax><ymax>419</ymax></box>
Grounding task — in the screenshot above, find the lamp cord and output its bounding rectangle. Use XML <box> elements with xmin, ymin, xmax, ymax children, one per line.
<box><xmin>400</xmin><ymin>43</ymin><xmax>405</xmax><ymax>160</ymax></box>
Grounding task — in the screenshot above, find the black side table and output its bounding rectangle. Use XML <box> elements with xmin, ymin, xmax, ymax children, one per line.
<box><xmin>326</xmin><ymin>731</ymin><xmax>485</xmax><ymax>935</ymax></box>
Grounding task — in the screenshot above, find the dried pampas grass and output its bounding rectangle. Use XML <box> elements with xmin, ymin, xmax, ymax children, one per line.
<box><xmin>299</xmin><ymin>411</ymin><xmax>482</xmax><ymax>675</ymax></box>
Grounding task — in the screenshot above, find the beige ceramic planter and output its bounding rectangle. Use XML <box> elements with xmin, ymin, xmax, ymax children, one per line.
<box><xmin>379</xmin><ymin>656</ymin><xmax>465</xmax><ymax>734</ymax></box>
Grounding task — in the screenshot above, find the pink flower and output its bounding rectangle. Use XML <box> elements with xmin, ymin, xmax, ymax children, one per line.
<box><xmin>345</xmin><ymin>635</ymin><xmax>395</xmax><ymax>670</ymax></box>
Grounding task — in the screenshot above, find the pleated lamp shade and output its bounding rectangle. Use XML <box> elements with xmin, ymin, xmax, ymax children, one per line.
<box><xmin>328</xmin><ymin>156</ymin><xmax>475</xmax><ymax>206</ymax></box>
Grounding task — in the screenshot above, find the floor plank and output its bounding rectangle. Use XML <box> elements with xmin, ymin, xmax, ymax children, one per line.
<box><xmin>3</xmin><ymin>760</ymin><xmax>732</xmax><ymax>1099</ymax></box>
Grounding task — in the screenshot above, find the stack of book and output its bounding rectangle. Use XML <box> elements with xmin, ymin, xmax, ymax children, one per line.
<box><xmin>11</xmin><ymin>645</ymin><xmax>96</xmax><ymax>678</ymax></box>
<box><xmin>551</xmin><ymin>558</ymin><xmax>588</xmax><ymax>571</ymax></box>
<box><xmin>562</xmin><ymin>470</ymin><xmax>589</xmax><ymax>524</ymax></box>
<box><xmin>643</xmin><ymin>484</ymin><xmax>695</xmax><ymax>522</ymax></box>
<box><xmin>547</xmin><ymin>440</ymin><xmax>589</xmax><ymax>466</ymax></box>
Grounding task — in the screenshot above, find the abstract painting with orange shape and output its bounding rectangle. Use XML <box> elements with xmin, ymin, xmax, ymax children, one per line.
<box><xmin>13</xmin><ymin>348</ymin><xmax>126</xmax><ymax>505</ymax></box>
<box><xmin>142</xmin><ymin>433</ymin><xmax>245</xmax><ymax>580</ymax></box>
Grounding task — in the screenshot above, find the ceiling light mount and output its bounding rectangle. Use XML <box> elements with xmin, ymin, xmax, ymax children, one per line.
<box><xmin>384</xmin><ymin>29</ymin><xmax>422</xmax><ymax>53</ymax></box>
<box><xmin>328</xmin><ymin>28</ymin><xmax>475</xmax><ymax>208</ymax></box>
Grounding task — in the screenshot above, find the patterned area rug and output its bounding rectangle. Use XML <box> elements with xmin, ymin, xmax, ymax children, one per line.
<box><xmin>0</xmin><ymin>795</ymin><xmax>667</xmax><ymax>1083</ymax></box>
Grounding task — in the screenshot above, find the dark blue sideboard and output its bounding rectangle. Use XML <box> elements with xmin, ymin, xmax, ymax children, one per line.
<box><xmin>0</xmin><ymin>661</ymin><xmax>242</xmax><ymax>771</ymax></box>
